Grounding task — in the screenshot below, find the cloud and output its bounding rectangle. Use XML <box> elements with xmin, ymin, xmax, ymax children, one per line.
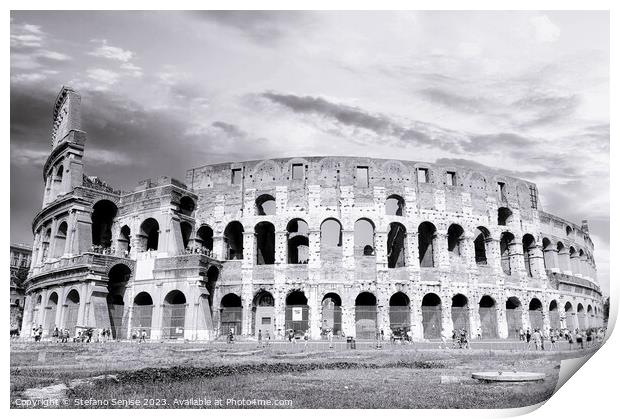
<box><xmin>36</xmin><ymin>50</ymin><xmax>71</xmax><ymax>61</ymax></box>
<box><xmin>417</xmin><ymin>87</ymin><xmax>490</xmax><ymax>114</ymax></box>
<box><xmin>89</xmin><ymin>39</ymin><xmax>134</xmax><ymax>62</ymax></box>
<box><xmin>86</xmin><ymin>68</ymin><xmax>120</xmax><ymax>88</ymax></box>
<box><xmin>120</xmin><ymin>62</ymin><xmax>143</xmax><ymax>77</ymax></box>
<box><xmin>530</xmin><ymin>15</ymin><xmax>561</xmax><ymax>43</ymax></box>
<box><xmin>11</xmin><ymin>73</ymin><xmax>47</xmax><ymax>84</ymax></box>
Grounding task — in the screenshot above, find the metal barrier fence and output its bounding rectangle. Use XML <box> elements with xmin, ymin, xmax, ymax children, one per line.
<box><xmin>549</xmin><ymin>310</ymin><xmax>561</xmax><ymax>330</ymax></box>
<box><xmin>355</xmin><ymin>306</ymin><xmax>377</xmax><ymax>339</ymax></box>
<box><xmin>44</xmin><ymin>306</ymin><xmax>57</xmax><ymax>334</ymax></box>
<box><xmin>421</xmin><ymin>306</ymin><xmax>441</xmax><ymax>339</ymax></box>
<box><xmin>285</xmin><ymin>305</ymin><xmax>309</xmax><ymax>333</ymax></box>
<box><xmin>566</xmin><ymin>312</ymin><xmax>576</xmax><ymax>330</ymax></box>
<box><xmin>451</xmin><ymin>307</ymin><xmax>470</xmax><ymax>335</ymax></box>
<box><xmin>321</xmin><ymin>306</ymin><xmax>342</xmax><ymax>335</ymax></box>
<box><xmin>162</xmin><ymin>304</ymin><xmax>186</xmax><ymax>339</ymax></box>
<box><xmin>132</xmin><ymin>305</ymin><xmax>153</xmax><ymax>338</ymax></box>
<box><xmin>529</xmin><ymin>309</ymin><xmax>544</xmax><ymax>331</ymax></box>
<box><xmin>505</xmin><ymin>308</ymin><xmax>522</xmax><ymax>339</ymax></box>
<box><xmin>63</xmin><ymin>305</ymin><xmax>79</xmax><ymax>335</ymax></box>
<box><xmin>389</xmin><ymin>306</ymin><xmax>410</xmax><ymax>329</ymax></box>
<box><xmin>577</xmin><ymin>313</ymin><xmax>586</xmax><ymax>329</ymax></box>
<box><xmin>221</xmin><ymin>307</ymin><xmax>242</xmax><ymax>335</ymax></box>
<box><xmin>478</xmin><ymin>307</ymin><xmax>498</xmax><ymax>338</ymax></box>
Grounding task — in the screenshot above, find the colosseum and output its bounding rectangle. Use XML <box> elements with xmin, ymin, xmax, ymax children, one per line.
<box><xmin>20</xmin><ymin>86</ymin><xmax>604</xmax><ymax>341</ymax></box>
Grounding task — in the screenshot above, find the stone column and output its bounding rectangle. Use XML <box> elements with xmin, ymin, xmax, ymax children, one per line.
<box><xmin>530</xmin><ymin>245</ymin><xmax>546</xmax><ymax>279</ymax></box>
<box><xmin>341</xmin><ymin>305</ymin><xmax>355</xmax><ymax>338</ymax></box>
<box><xmin>243</xmin><ymin>232</ymin><xmax>255</xmax><ymax>268</ymax></box>
<box><xmin>150</xmin><ymin>284</ymin><xmax>164</xmax><ymax>340</ymax></box>
<box><xmin>441</xmin><ymin>298</ymin><xmax>452</xmax><ymax>339</ymax></box>
<box><xmin>436</xmin><ymin>232</ymin><xmax>450</xmax><ymax>271</ymax></box>
<box><xmin>488</xmin><ymin>238</ymin><xmax>503</xmax><ymax>276</ymax></box>
<box><xmin>410</xmin><ymin>299</ymin><xmax>424</xmax><ymax>340</ymax></box>
<box><xmin>308</xmin><ymin>230</ymin><xmax>321</xmax><ymax>269</ymax></box>
<box><xmin>469</xmin><ymin>305</ymin><xmax>481</xmax><ymax>338</ymax></box>
<box><xmin>375</xmin><ymin>231</ymin><xmax>388</xmax><ymax>269</ymax></box>
<box><xmin>497</xmin><ymin>303</ymin><xmax>508</xmax><ymax>339</ymax></box>
<box><xmin>342</xmin><ymin>229</ymin><xmax>355</xmax><ymax>270</ymax></box>
<box><xmin>307</xmin><ymin>285</ymin><xmax>321</xmax><ymax>339</ymax></box>
<box><xmin>275</xmin><ymin>231</ymin><xmax>288</xmax><ymax>265</ymax></box>
<box><xmin>521</xmin><ymin>306</ymin><xmax>531</xmax><ymax>332</ymax></box>
<box><xmin>274</xmin><ymin>288</ymin><xmax>286</xmax><ymax>339</ymax></box>
<box><xmin>543</xmin><ymin>248</ymin><xmax>558</xmax><ymax>272</ymax></box>
<box><xmin>406</xmin><ymin>231</ymin><xmax>420</xmax><ymax>272</ymax></box>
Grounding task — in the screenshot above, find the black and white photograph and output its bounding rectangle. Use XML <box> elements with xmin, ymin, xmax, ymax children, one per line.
<box><xmin>7</xmin><ymin>6</ymin><xmax>613</xmax><ymax>412</ymax></box>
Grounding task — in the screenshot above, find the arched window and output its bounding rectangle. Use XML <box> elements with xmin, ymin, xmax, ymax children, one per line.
<box><xmin>92</xmin><ymin>200</ymin><xmax>118</xmax><ymax>248</ymax></box>
<box><xmin>255</xmin><ymin>194</ymin><xmax>276</xmax><ymax>216</ymax></box>
<box><xmin>53</xmin><ymin>221</ymin><xmax>68</xmax><ymax>258</ymax></box>
<box><xmin>522</xmin><ymin>234</ymin><xmax>536</xmax><ymax>277</ymax></box>
<box><xmin>387</xmin><ymin>222</ymin><xmax>406</xmax><ymax>268</ymax></box>
<box><xmin>385</xmin><ymin>194</ymin><xmax>405</xmax><ymax>216</ymax></box>
<box><xmin>355</xmin><ymin>218</ymin><xmax>375</xmax><ymax>257</ymax></box>
<box><xmin>447</xmin><ymin>224</ymin><xmax>465</xmax><ymax>260</ymax></box>
<box><xmin>418</xmin><ymin>222</ymin><xmax>436</xmax><ymax>268</ymax></box>
<box><xmin>474</xmin><ymin>227</ymin><xmax>490</xmax><ymax>265</ymax></box>
<box><xmin>139</xmin><ymin>218</ymin><xmax>160</xmax><ymax>251</ymax></box>
<box><xmin>287</xmin><ymin>219</ymin><xmax>309</xmax><ymax>264</ymax></box>
<box><xmin>498</xmin><ymin>207</ymin><xmax>513</xmax><ymax>226</ymax></box>
<box><xmin>255</xmin><ymin>222</ymin><xmax>275</xmax><ymax>265</ymax></box>
<box><xmin>320</xmin><ymin>218</ymin><xmax>343</xmax><ymax>262</ymax></box>
<box><xmin>119</xmin><ymin>225</ymin><xmax>131</xmax><ymax>255</ymax></box>
<box><xmin>500</xmin><ymin>232</ymin><xmax>515</xmax><ymax>275</ymax></box>
<box><xmin>224</xmin><ymin>221</ymin><xmax>244</xmax><ymax>260</ymax></box>
<box><xmin>542</xmin><ymin>238</ymin><xmax>553</xmax><ymax>269</ymax></box>
<box><xmin>179</xmin><ymin>196</ymin><xmax>195</xmax><ymax>216</ymax></box>
<box><xmin>196</xmin><ymin>225</ymin><xmax>214</xmax><ymax>253</ymax></box>
<box><xmin>163</xmin><ymin>290</ymin><xmax>187</xmax><ymax>339</ymax></box>
<box><xmin>389</xmin><ymin>292</ymin><xmax>410</xmax><ymax>332</ymax></box>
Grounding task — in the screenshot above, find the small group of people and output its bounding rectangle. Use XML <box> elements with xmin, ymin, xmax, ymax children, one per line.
<box><xmin>517</xmin><ymin>326</ymin><xmax>605</xmax><ymax>351</ymax></box>
<box><xmin>130</xmin><ymin>329</ymin><xmax>148</xmax><ymax>343</ymax></box>
<box><xmin>90</xmin><ymin>245</ymin><xmax>115</xmax><ymax>255</ymax></box>
<box><xmin>450</xmin><ymin>328</ymin><xmax>470</xmax><ymax>349</ymax></box>
<box><xmin>184</xmin><ymin>244</ymin><xmax>212</xmax><ymax>257</ymax></box>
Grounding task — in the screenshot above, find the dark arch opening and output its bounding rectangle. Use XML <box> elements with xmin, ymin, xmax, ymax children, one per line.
<box><xmin>498</xmin><ymin>207</ymin><xmax>513</xmax><ymax>226</ymax></box>
<box><xmin>474</xmin><ymin>226</ymin><xmax>490</xmax><ymax>265</ymax></box>
<box><xmin>180</xmin><ymin>221</ymin><xmax>193</xmax><ymax>250</ymax></box>
<box><xmin>255</xmin><ymin>194</ymin><xmax>276</xmax><ymax>216</ymax></box>
<box><xmin>196</xmin><ymin>225</ymin><xmax>214</xmax><ymax>253</ymax></box>
<box><xmin>140</xmin><ymin>218</ymin><xmax>160</xmax><ymax>251</ymax></box>
<box><xmin>287</xmin><ymin>219</ymin><xmax>309</xmax><ymax>264</ymax></box>
<box><xmin>179</xmin><ymin>196</ymin><xmax>195</xmax><ymax>216</ymax></box>
<box><xmin>387</xmin><ymin>222</ymin><xmax>406</xmax><ymax>268</ymax></box>
<box><xmin>418</xmin><ymin>222</ymin><xmax>436</xmax><ymax>267</ymax></box>
<box><xmin>479</xmin><ymin>295</ymin><xmax>498</xmax><ymax>338</ymax></box>
<box><xmin>224</xmin><ymin>221</ymin><xmax>244</xmax><ymax>260</ymax></box>
<box><xmin>92</xmin><ymin>200</ymin><xmax>118</xmax><ymax>248</ymax></box>
<box><xmin>255</xmin><ymin>221</ymin><xmax>275</xmax><ymax>265</ymax></box>
<box><xmin>163</xmin><ymin>290</ymin><xmax>186</xmax><ymax>339</ymax></box>
<box><xmin>119</xmin><ymin>225</ymin><xmax>131</xmax><ymax>255</ymax></box>
<box><xmin>322</xmin><ymin>293</ymin><xmax>342</xmax><ymax>335</ymax></box>
<box><xmin>355</xmin><ymin>218</ymin><xmax>375</xmax><ymax>257</ymax></box>
<box><xmin>386</xmin><ymin>194</ymin><xmax>405</xmax><ymax>216</ymax></box>
<box><xmin>447</xmin><ymin>224</ymin><xmax>465</xmax><ymax>257</ymax></box>
<box><xmin>500</xmin><ymin>232</ymin><xmax>515</xmax><ymax>275</ymax></box>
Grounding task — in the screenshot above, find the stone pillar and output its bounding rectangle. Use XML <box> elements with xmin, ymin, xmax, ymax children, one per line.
<box><xmin>441</xmin><ymin>298</ymin><xmax>452</xmax><ymax>339</ymax></box>
<box><xmin>275</xmin><ymin>231</ymin><xmax>288</xmax><ymax>265</ymax></box>
<box><xmin>543</xmin><ymin>248</ymin><xmax>558</xmax><ymax>272</ymax></box>
<box><xmin>570</xmin><ymin>253</ymin><xmax>581</xmax><ymax>276</ymax></box>
<box><xmin>488</xmin><ymin>238</ymin><xmax>503</xmax><ymax>276</ymax></box>
<box><xmin>436</xmin><ymin>232</ymin><xmax>450</xmax><ymax>271</ymax></box>
<box><xmin>375</xmin><ymin>231</ymin><xmax>388</xmax><ymax>269</ymax></box>
<box><xmin>462</xmin><ymin>234</ymin><xmax>477</xmax><ymax>271</ymax></box>
<box><xmin>241</xmin><ymin>288</ymin><xmax>253</xmax><ymax>336</ymax></box>
<box><xmin>342</xmin><ymin>229</ymin><xmax>355</xmax><ymax>270</ymax></box>
<box><xmin>274</xmin><ymin>289</ymin><xmax>286</xmax><ymax>339</ymax></box>
<box><xmin>530</xmin><ymin>245</ymin><xmax>546</xmax><ymax>279</ymax></box>
<box><xmin>497</xmin><ymin>303</ymin><xmax>508</xmax><ymax>339</ymax></box>
<box><xmin>150</xmin><ymin>284</ymin><xmax>164</xmax><ymax>340</ymax></box>
<box><xmin>243</xmin><ymin>232</ymin><xmax>255</xmax><ymax>268</ymax></box>
<box><xmin>521</xmin><ymin>306</ymin><xmax>531</xmax><ymax>332</ymax></box>
<box><xmin>213</xmin><ymin>235</ymin><xmax>225</xmax><ymax>260</ymax></box>
<box><xmin>508</xmin><ymin>239</ymin><xmax>525</xmax><ymax>278</ymax></box>
<box><xmin>558</xmin><ymin>249</ymin><xmax>571</xmax><ymax>274</ymax></box>
<box><xmin>469</xmin><ymin>305</ymin><xmax>481</xmax><ymax>338</ymax></box>
<box><xmin>406</xmin><ymin>232</ymin><xmax>420</xmax><ymax>272</ymax></box>
<box><xmin>341</xmin><ymin>305</ymin><xmax>355</xmax><ymax>338</ymax></box>
<box><xmin>542</xmin><ymin>308</ymin><xmax>551</xmax><ymax>334</ymax></box>
<box><xmin>410</xmin><ymin>300</ymin><xmax>424</xmax><ymax>340</ymax></box>
<box><xmin>307</xmin><ymin>285</ymin><xmax>321</xmax><ymax>339</ymax></box>
<box><xmin>308</xmin><ymin>230</ymin><xmax>321</xmax><ymax>269</ymax></box>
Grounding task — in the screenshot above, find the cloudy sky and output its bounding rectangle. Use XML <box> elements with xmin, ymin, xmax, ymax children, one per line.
<box><xmin>10</xmin><ymin>11</ymin><xmax>609</xmax><ymax>294</ymax></box>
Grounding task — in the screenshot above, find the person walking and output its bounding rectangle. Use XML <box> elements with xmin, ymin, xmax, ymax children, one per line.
<box><xmin>258</xmin><ymin>330</ymin><xmax>263</xmax><ymax>347</ymax></box>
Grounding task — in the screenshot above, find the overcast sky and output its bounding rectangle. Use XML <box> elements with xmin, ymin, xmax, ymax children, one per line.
<box><xmin>10</xmin><ymin>11</ymin><xmax>609</xmax><ymax>294</ymax></box>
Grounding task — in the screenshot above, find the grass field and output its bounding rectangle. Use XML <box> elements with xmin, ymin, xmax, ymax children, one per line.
<box><xmin>10</xmin><ymin>340</ymin><xmax>599</xmax><ymax>409</ymax></box>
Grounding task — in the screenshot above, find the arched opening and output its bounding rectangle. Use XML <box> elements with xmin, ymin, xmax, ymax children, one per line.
<box><xmin>478</xmin><ymin>296</ymin><xmax>498</xmax><ymax>338</ymax></box>
<box><xmin>528</xmin><ymin>298</ymin><xmax>543</xmax><ymax>331</ymax></box>
<box><xmin>320</xmin><ymin>218</ymin><xmax>343</xmax><ymax>262</ymax></box>
<box><xmin>224</xmin><ymin>221</ymin><xmax>244</xmax><ymax>260</ymax></box>
<box><xmin>44</xmin><ymin>292</ymin><xmax>58</xmax><ymax>334</ymax></box>
<box><xmin>107</xmin><ymin>263</ymin><xmax>130</xmax><ymax>339</ymax></box>
<box><xmin>321</xmin><ymin>293</ymin><xmax>342</xmax><ymax>335</ymax></box>
<box><xmin>220</xmin><ymin>293</ymin><xmax>242</xmax><ymax>336</ymax></box>
<box><xmin>179</xmin><ymin>221</ymin><xmax>193</xmax><ymax>250</ymax></box>
<box><xmin>53</xmin><ymin>165</ymin><xmax>64</xmax><ymax>197</ymax></box>
<box><xmin>522</xmin><ymin>234</ymin><xmax>536</xmax><ymax>277</ymax></box>
<box><xmin>205</xmin><ymin>266</ymin><xmax>219</xmax><ymax>316</ymax></box>
<box><xmin>387</xmin><ymin>222</ymin><xmax>406</xmax><ymax>268</ymax></box>
<box><xmin>577</xmin><ymin>303</ymin><xmax>585</xmax><ymax>330</ymax></box>
<box><xmin>287</xmin><ymin>219</ymin><xmax>309</xmax><ymax>264</ymax></box>
<box><xmin>587</xmin><ymin>304</ymin><xmax>593</xmax><ymax>328</ymax></box>
<box><xmin>542</xmin><ymin>238</ymin><xmax>553</xmax><ymax>270</ymax></box>
<box><xmin>474</xmin><ymin>227</ymin><xmax>490</xmax><ymax>265</ymax></box>
<box><xmin>133</xmin><ymin>292</ymin><xmax>153</xmax><ymax>338</ymax></box>
<box><xmin>418</xmin><ymin>222</ymin><xmax>436</xmax><ymax>268</ymax></box>
<box><xmin>41</xmin><ymin>228</ymin><xmax>51</xmax><ymax>261</ymax></box>
<box><xmin>569</xmin><ymin>247</ymin><xmax>580</xmax><ymax>274</ymax></box>
<box><xmin>421</xmin><ymin>293</ymin><xmax>442</xmax><ymax>339</ymax></box>
<box><xmin>505</xmin><ymin>297</ymin><xmax>523</xmax><ymax>339</ymax></box>
<box><xmin>389</xmin><ymin>292</ymin><xmax>410</xmax><ymax>333</ymax></box>
<box><xmin>162</xmin><ymin>290</ymin><xmax>186</xmax><ymax>339</ymax></box>
<box><xmin>385</xmin><ymin>194</ymin><xmax>405</xmax><ymax>216</ymax></box>
<box><xmin>196</xmin><ymin>225</ymin><xmax>214</xmax><ymax>254</ymax></box>
<box><xmin>498</xmin><ymin>207</ymin><xmax>513</xmax><ymax>226</ymax></box>
<box><xmin>63</xmin><ymin>289</ymin><xmax>80</xmax><ymax>335</ymax></box>
<box><xmin>500</xmin><ymin>232</ymin><xmax>515</xmax><ymax>275</ymax></box>
<box><xmin>119</xmin><ymin>225</ymin><xmax>131</xmax><ymax>255</ymax></box>
<box><xmin>557</xmin><ymin>241</ymin><xmax>569</xmax><ymax>271</ymax></box>
<box><xmin>355</xmin><ymin>292</ymin><xmax>377</xmax><ymax>339</ymax></box>
<box><xmin>565</xmin><ymin>302</ymin><xmax>575</xmax><ymax>330</ymax></box>
<box><xmin>52</xmin><ymin>222</ymin><xmax>68</xmax><ymax>258</ymax></box>
<box><xmin>252</xmin><ymin>290</ymin><xmax>274</xmax><ymax>337</ymax></box>
<box><xmin>451</xmin><ymin>294</ymin><xmax>470</xmax><ymax>336</ymax></box>
<box><xmin>255</xmin><ymin>194</ymin><xmax>276</xmax><ymax>216</ymax></box>
<box><xmin>92</xmin><ymin>200</ymin><xmax>118</xmax><ymax>249</ymax></box>
<box><xmin>179</xmin><ymin>196</ymin><xmax>195</xmax><ymax>216</ymax></box>
<box><xmin>139</xmin><ymin>218</ymin><xmax>160</xmax><ymax>252</ymax></box>
<box><xmin>285</xmin><ymin>290</ymin><xmax>309</xmax><ymax>335</ymax></box>
<box><xmin>447</xmin><ymin>224</ymin><xmax>465</xmax><ymax>262</ymax></box>
<box><xmin>255</xmin><ymin>221</ymin><xmax>275</xmax><ymax>265</ymax></box>
<box><xmin>355</xmin><ymin>218</ymin><xmax>375</xmax><ymax>257</ymax></box>
<box><xmin>549</xmin><ymin>300</ymin><xmax>560</xmax><ymax>330</ymax></box>
<box><xmin>566</xmin><ymin>225</ymin><xmax>573</xmax><ymax>236</ymax></box>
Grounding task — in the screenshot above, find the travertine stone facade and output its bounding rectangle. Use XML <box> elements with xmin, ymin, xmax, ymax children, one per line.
<box><xmin>21</xmin><ymin>87</ymin><xmax>604</xmax><ymax>341</ymax></box>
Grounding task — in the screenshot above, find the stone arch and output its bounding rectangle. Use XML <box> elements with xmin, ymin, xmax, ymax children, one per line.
<box><xmin>387</xmin><ymin>222</ymin><xmax>406</xmax><ymax>268</ymax></box>
<box><xmin>133</xmin><ymin>292</ymin><xmax>154</xmax><ymax>338</ymax></box>
<box><xmin>447</xmin><ymin>224</ymin><xmax>465</xmax><ymax>260</ymax></box>
<box><xmin>287</xmin><ymin>218</ymin><xmax>309</xmax><ymax>264</ymax></box>
<box><xmin>220</xmin><ymin>293</ymin><xmax>242</xmax><ymax>335</ymax></box>
<box><xmin>522</xmin><ymin>234</ymin><xmax>536</xmax><ymax>277</ymax></box>
<box><xmin>162</xmin><ymin>290</ymin><xmax>187</xmax><ymax>339</ymax></box>
<box><xmin>549</xmin><ymin>300</ymin><xmax>561</xmax><ymax>330</ymax></box>
<box><xmin>321</xmin><ymin>293</ymin><xmax>342</xmax><ymax>335</ymax></box>
<box><xmin>498</xmin><ymin>207</ymin><xmax>513</xmax><ymax>226</ymax></box>
<box><xmin>478</xmin><ymin>295</ymin><xmax>498</xmax><ymax>338</ymax></box>
<box><xmin>500</xmin><ymin>232</ymin><xmax>516</xmax><ymax>275</ymax></box>
<box><xmin>255</xmin><ymin>221</ymin><xmax>275</xmax><ymax>265</ymax></box>
<box><xmin>285</xmin><ymin>290</ymin><xmax>309</xmax><ymax>335</ymax></box>
<box><xmin>52</xmin><ymin>221</ymin><xmax>68</xmax><ymax>258</ymax></box>
<box><xmin>565</xmin><ymin>301</ymin><xmax>576</xmax><ymax>330</ymax></box>
<box><xmin>355</xmin><ymin>218</ymin><xmax>375</xmax><ymax>257</ymax></box>
<box><xmin>255</xmin><ymin>194</ymin><xmax>276</xmax><ymax>216</ymax></box>
<box><xmin>196</xmin><ymin>224</ymin><xmax>214</xmax><ymax>253</ymax></box>
<box><xmin>505</xmin><ymin>296</ymin><xmax>523</xmax><ymax>339</ymax></box>
<box><xmin>386</xmin><ymin>194</ymin><xmax>405</xmax><ymax>216</ymax></box>
<box><xmin>180</xmin><ymin>221</ymin><xmax>193</xmax><ymax>250</ymax></box>
<box><xmin>451</xmin><ymin>294</ymin><xmax>470</xmax><ymax>336</ymax></box>
<box><xmin>421</xmin><ymin>293</ymin><xmax>442</xmax><ymax>339</ymax></box>
<box><xmin>389</xmin><ymin>292</ymin><xmax>410</xmax><ymax>333</ymax></box>
<box><xmin>119</xmin><ymin>225</ymin><xmax>131</xmax><ymax>255</ymax></box>
<box><xmin>139</xmin><ymin>218</ymin><xmax>160</xmax><ymax>252</ymax></box>
<box><xmin>474</xmin><ymin>226</ymin><xmax>491</xmax><ymax>265</ymax></box>
<box><xmin>252</xmin><ymin>290</ymin><xmax>275</xmax><ymax>337</ymax></box>
<box><xmin>63</xmin><ymin>289</ymin><xmax>80</xmax><ymax>335</ymax></box>
<box><xmin>418</xmin><ymin>222</ymin><xmax>437</xmax><ymax>268</ymax></box>
<box><xmin>44</xmin><ymin>292</ymin><xmax>59</xmax><ymax>333</ymax></box>
<box><xmin>320</xmin><ymin>218</ymin><xmax>343</xmax><ymax>262</ymax></box>
<box><xmin>224</xmin><ymin>221</ymin><xmax>244</xmax><ymax>260</ymax></box>
<box><xmin>528</xmin><ymin>298</ymin><xmax>543</xmax><ymax>331</ymax></box>
<box><xmin>179</xmin><ymin>196</ymin><xmax>195</xmax><ymax>216</ymax></box>
<box><xmin>355</xmin><ymin>292</ymin><xmax>377</xmax><ymax>339</ymax></box>
<box><xmin>92</xmin><ymin>199</ymin><xmax>118</xmax><ymax>248</ymax></box>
